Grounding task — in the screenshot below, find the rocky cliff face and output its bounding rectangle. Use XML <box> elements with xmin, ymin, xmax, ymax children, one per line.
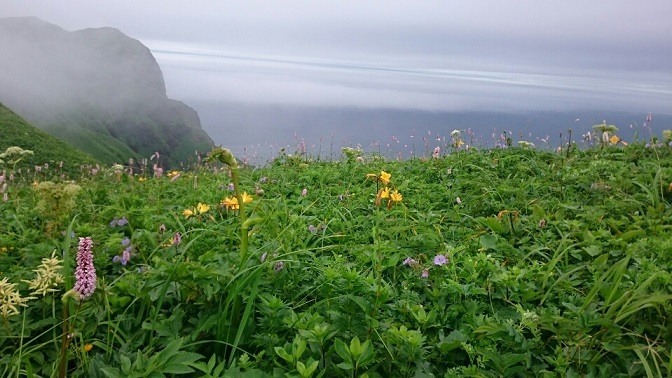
<box><xmin>0</xmin><ymin>16</ymin><xmax>213</xmax><ymax>167</ymax></box>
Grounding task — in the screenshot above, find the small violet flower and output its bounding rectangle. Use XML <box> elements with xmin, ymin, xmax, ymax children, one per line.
<box><xmin>421</xmin><ymin>269</ymin><xmax>429</xmax><ymax>278</ymax></box>
<box><xmin>403</xmin><ymin>257</ymin><xmax>417</xmax><ymax>266</ymax></box>
<box><xmin>433</xmin><ymin>254</ymin><xmax>448</xmax><ymax>266</ymax></box>
<box><xmin>301</xmin><ymin>188</ymin><xmax>308</xmax><ymax>197</ymax></box>
<box><xmin>308</xmin><ymin>224</ymin><xmax>317</xmax><ymax>234</ymax></box>
<box><xmin>274</xmin><ymin>261</ymin><xmax>284</xmax><ymax>272</ymax></box>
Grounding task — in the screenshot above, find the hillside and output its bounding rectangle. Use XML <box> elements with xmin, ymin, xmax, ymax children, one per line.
<box><xmin>0</xmin><ymin>102</ymin><xmax>98</xmax><ymax>176</ymax></box>
<box><xmin>0</xmin><ymin>16</ymin><xmax>214</xmax><ymax>167</ymax></box>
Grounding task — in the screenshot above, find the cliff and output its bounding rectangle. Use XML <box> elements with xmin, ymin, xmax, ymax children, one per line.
<box><xmin>0</xmin><ymin>16</ymin><xmax>213</xmax><ymax>167</ymax></box>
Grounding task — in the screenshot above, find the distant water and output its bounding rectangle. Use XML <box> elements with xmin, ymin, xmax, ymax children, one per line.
<box><xmin>192</xmin><ymin>101</ymin><xmax>667</xmax><ymax>165</ymax></box>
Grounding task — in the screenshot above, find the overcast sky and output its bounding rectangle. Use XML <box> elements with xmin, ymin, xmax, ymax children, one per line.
<box><xmin>2</xmin><ymin>1</ymin><xmax>672</xmax><ymax>114</ymax></box>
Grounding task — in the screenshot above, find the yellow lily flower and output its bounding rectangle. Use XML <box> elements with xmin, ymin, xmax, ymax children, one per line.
<box><xmin>380</xmin><ymin>171</ymin><xmax>391</xmax><ymax>185</ymax></box>
<box><xmin>609</xmin><ymin>135</ymin><xmax>620</xmax><ymax>145</ymax></box>
<box><xmin>241</xmin><ymin>192</ymin><xmax>254</xmax><ymax>204</ymax></box>
<box><xmin>380</xmin><ymin>187</ymin><xmax>390</xmax><ymax>199</ymax></box>
<box><xmin>221</xmin><ymin>196</ymin><xmax>239</xmax><ymax>211</ymax></box>
<box><xmin>390</xmin><ymin>190</ymin><xmax>403</xmax><ymax>203</ymax></box>
<box><xmin>182</xmin><ymin>208</ymin><xmax>194</xmax><ymax>218</ymax></box>
<box><xmin>197</xmin><ymin>202</ymin><xmax>210</xmax><ymax>214</ymax></box>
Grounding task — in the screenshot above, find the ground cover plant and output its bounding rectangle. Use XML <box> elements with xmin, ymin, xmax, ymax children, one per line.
<box><xmin>1</xmin><ymin>128</ymin><xmax>672</xmax><ymax>377</ymax></box>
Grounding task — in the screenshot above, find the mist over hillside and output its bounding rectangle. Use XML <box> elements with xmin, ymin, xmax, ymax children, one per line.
<box><xmin>0</xmin><ymin>16</ymin><xmax>213</xmax><ymax>167</ymax></box>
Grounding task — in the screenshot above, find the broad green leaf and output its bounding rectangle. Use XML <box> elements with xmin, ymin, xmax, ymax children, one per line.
<box><xmin>333</xmin><ymin>338</ymin><xmax>352</xmax><ymax>363</ymax></box>
<box><xmin>274</xmin><ymin>346</ymin><xmax>294</xmax><ymax>364</ymax></box>
<box><xmin>479</xmin><ymin>234</ymin><xmax>498</xmax><ymax>250</ymax></box>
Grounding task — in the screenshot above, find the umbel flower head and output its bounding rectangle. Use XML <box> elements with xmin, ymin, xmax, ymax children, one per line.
<box><xmin>73</xmin><ymin>237</ymin><xmax>97</xmax><ymax>300</ymax></box>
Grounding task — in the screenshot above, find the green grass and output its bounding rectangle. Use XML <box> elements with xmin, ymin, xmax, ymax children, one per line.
<box><xmin>1</xmin><ymin>140</ymin><xmax>672</xmax><ymax>377</ymax></box>
<box><xmin>0</xmin><ymin>103</ymin><xmax>98</xmax><ymax>176</ymax></box>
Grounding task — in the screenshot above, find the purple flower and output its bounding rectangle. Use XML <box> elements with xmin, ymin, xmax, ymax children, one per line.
<box><xmin>421</xmin><ymin>269</ymin><xmax>429</xmax><ymax>278</ymax></box>
<box><xmin>274</xmin><ymin>261</ymin><xmax>284</xmax><ymax>272</ymax></box>
<box><xmin>403</xmin><ymin>257</ymin><xmax>417</xmax><ymax>266</ymax></box>
<box><xmin>159</xmin><ymin>224</ymin><xmax>166</xmax><ymax>234</ymax></box>
<box><xmin>121</xmin><ymin>238</ymin><xmax>131</xmax><ymax>247</ymax></box>
<box><xmin>110</xmin><ymin>217</ymin><xmax>128</xmax><ymax>227</ymax></box>
<box><xmin>173</xmin><ymin>232</ymin><xmax>182</xmax><ymax>247</ymax></box>
<box><xmin>121</xmin><ymin>248</ymin><xmax>131</xmax><ymax>266</ymax></box>
<box><xmin>308</xmin><ymin>225</ymin><xmax>317</xmax><ymax>234</ymax></box>
<box><xmin>112</xmin><ymin>255</ymin><xmax>120</xmax><ymax>263</ymax></box>
<box><xmin>259</xmin><ymin>177</ymin><xmax>268</xmax><ymax>183</ymax></box>
<box><xmin>261</xmin><ymin>252</ymin><xmax>268</xmax><ymax>263</ymax></box>
<box><xmin>227</xmin><ymin>183</ymin><xmax>235</xmax><ymax>191</ymax></box>
<box><xmin>74</xmin><ymin>237</ymin><xmax>97</xmax><ymax>300</ymax></box>
<box><xmin>433</xmin><ymin>254</ymin><xmax>448</xmax><ymax>266</ymax></box>
<box><xmin>301</xmin><ymin>188</ymin><xmax>308</xmax><ymax>197</ymax></box>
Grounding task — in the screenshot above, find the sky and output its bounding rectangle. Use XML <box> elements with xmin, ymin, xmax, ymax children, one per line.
<box><xmin>2</xmin><ymin>1</ymin><xmax>672</xmax><ymax>116</ymax></box>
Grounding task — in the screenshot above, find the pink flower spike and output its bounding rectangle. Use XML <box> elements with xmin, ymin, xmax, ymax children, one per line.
<box><xmin>74</xmin><ymin>237</ymin><xmax>97</xmax><ymax>300</ymax></box>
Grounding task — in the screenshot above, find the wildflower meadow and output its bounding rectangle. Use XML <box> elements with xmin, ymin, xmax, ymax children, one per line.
<box><xmin>1</xmin><ymin>125</ymin><xmax>672</xmax><ymax>377</ymax></box>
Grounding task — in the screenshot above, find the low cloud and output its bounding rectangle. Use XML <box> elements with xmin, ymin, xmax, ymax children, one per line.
<box><xmin>150</xmin><ymin>42</ymin><xmax>672</xmax><ymax>114</ymax></box>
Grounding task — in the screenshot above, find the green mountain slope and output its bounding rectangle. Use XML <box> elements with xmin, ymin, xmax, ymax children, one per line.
<box><xmin>0</xmin><ymin>103</ymin><xmax>98</xmax><ymax>176</ymax></box>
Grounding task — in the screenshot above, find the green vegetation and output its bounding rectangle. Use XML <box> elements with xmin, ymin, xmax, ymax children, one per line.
<box><xmin>0</xmin><ymin>103</ymin><xmax>98</xmax><ymax>176</ymax></box>
<box><xmin>39</xmin><ymin>101</ymin><xmax>213</xmax><ymax>168</ymax></box>
<box><xmin>1</xmin><ymin>135</ymin><xmax>672</xmax><ymax>377</ymax></box>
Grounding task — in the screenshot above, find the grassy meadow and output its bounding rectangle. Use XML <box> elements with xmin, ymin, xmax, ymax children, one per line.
<box><xmin>1</xmin><ymin>127</ymin><xmax>672</xmax><ymax>377</ymax></box>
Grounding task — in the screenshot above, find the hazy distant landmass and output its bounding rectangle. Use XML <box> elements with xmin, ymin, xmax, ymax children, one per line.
<box><xmin>0</xmin><ymin>16</ymin><xmax>213</xmax><ymax>167</ymax></box>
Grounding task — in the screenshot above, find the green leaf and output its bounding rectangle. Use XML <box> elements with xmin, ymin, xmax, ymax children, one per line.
<box><xmin>479</xmin><ymin>234</ymin><xmax>498</xmax><ymax>250</ymax></box>
<box><xmin>356</xmin><ymin>340</ymin><xmax>375</xmax><ymax>368</ymax></box>
<box><xmin>100</xmin><ymin>367</ymin><xmax>122</xmax><ymax>378</ymax></box>
<box><xmin>275</xmin><ymin>346</ymin><xmax>294</xmax><ymax>364</ymax></box>
<box><xmin>583</xmin><ymin>245</ymin><xmax>601</xmax><ymax>257</ymax></box>
<box><xmin>154</xmin><ymin>338</ymin><xmax>184</xmax><ymax>367</ymax></box>
<box><xmin>333</xmin><ymin>339</ymin><xmax>352</xmax><ymax>364</ymax></box>
<box><xmin>120</xmin><ymin>355</ymin><xmax>132</xmax><ymax>374</ymax></box>
<box><xmin>160</xmin><ymin>363</ymin><xmax>195</xmax><ymax>374</ymax></box>
<box><xmin>336</xmin><ymin>362</ymin><xmax>354</xmax><ymax>371</ymax></box>
<box><xmin>349</xmin><ymin>336</ymin><xmax>363</xmax><ymax>359</ymax></box>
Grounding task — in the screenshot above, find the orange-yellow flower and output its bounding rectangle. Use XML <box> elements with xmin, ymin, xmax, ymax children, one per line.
<box><xmin>138</xmin><ymin>177</ymin><xmax>147</xmax><ymax>182</ymax></box>
<box><xmin>84</xmin><ymin>343</ymin><xmax>93</xmax><ymax>352</ymax></box>
<box><xmin>197</xmin><ymin>202</ymin><xmax>210</xmax><ymax>214</ymax></box>
<box><xmin>380</xmin><ymin>171</ymin><xmax>391</xmax><ymax>185</ymax></box>
<box><xmin>609</xmin><ymin>135</ymin><xmax>620</xmax><ymax>145</ymax></box>
<box><xmin>182</xmin><ymin>208</ymin><xmax>194</xmax><ymax>218</ymax></box>
<box><xmin>390</xmin><ymin>190</ymin><xmax>402</xmax><ymax>203</ymax></box>
<box><xmin>366</xmin><ymin>171</ymin><xmax>391</xmax><ymax>185</ymax></box>
<box><xmin>241</xmin><ymin>192</ymin><xmax>253</xmax><ymax>204</ymax></box>
<box><xmin>380</xmin><ymin>187</ymin><xmax>390</xmax><ymax>199</ymax></box>
<box><xmin>221</xmin><ymin>196</ymin><xmax>239</xmax><ymax>211</ymax></box>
